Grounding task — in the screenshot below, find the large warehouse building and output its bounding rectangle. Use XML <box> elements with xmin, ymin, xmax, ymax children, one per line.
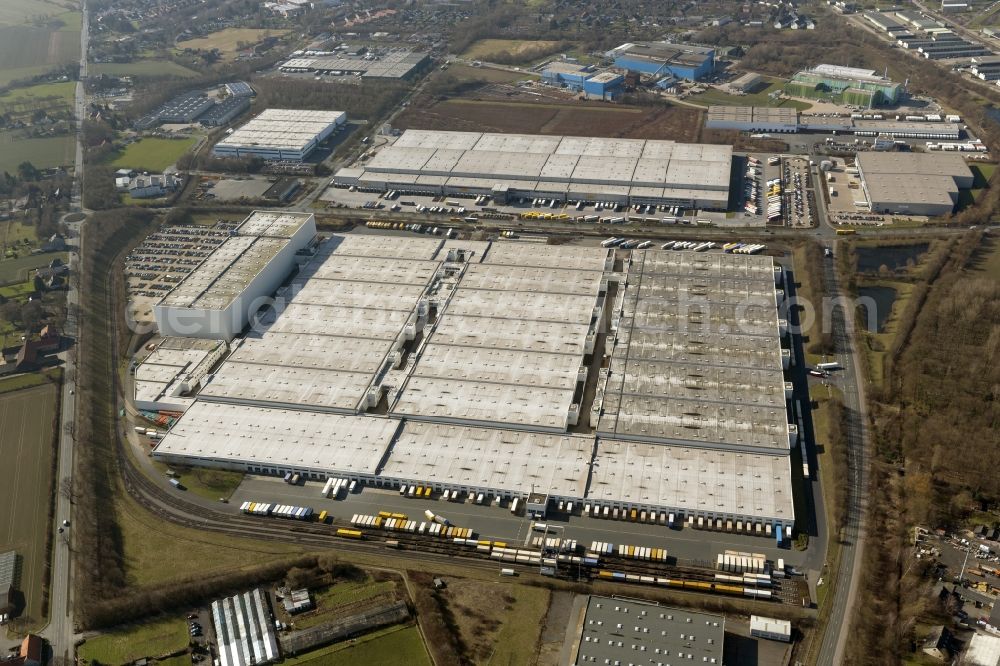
<box><xmin>333</xmin><ymin>129</ymin><xmax>733</xmax><ymax>210</ymax></box>
<box><xmin>607</xmin><ymin>42</ymin><xmax>716</xmax><ymax>80</ymax></box>
<box><xmin>152</xmin><ymin>211</ymin><xmax>316</xmax><ymax>341</ymax></box>
<box><xmin>706</xmin><ymin>106</ymin><xmax>798</xmax><ymax>133</ymax></box>
<box><xmin>152</xmin><ymin>233</ymin><xmax>797</xmax><ymax>532</ymax></box>
<box><xmin>212</xmin><ymin>109</ymin><xmax>346</xmax><ymax>161</ymax></box>
<box><xmin>279</xmin><ymin>49</ymin><xmax>429</xmax><ymax>79</ymax></box>
<box><xmin>857</xmin><ymin>152</ymin><xmax>973</xmax><ymax>216</ymax></box>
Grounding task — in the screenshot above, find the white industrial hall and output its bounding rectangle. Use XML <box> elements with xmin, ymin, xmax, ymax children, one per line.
<box><xmin>147</xmin><ymin>222</ymin><xmax>797</xmax><ymax>531</ymax></box>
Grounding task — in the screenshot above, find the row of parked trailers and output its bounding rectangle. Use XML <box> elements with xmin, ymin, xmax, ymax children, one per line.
<box><xmin>529</xmin><ymin>536</ymin><xmax>578</xmax><ymax>552</ymax></box>
<box><xmin>594</xmin><ymin>571</ymin><xmax>773</xmax><ymax>600</ymax></box>
<box><xmin>589</xmin><ymin>542</ymin><xmax>669</xmax><ymax>562</ymax></box>
<box><xmin>321</xmin><ymin>477</ymin><xmax>355</xmax><ymax>499</ymax></box>
<box><xmin>239</xmin><ymin>501</ymin><xmax>313</xmax><ymax>520</ymax></box>
<box><xmin>688</xmin><ymin>515</ymin><xmax>786</xmax><ymax>539</ymax></box>
<box><xmin>718</xmin><ymin>550</ymin><xmax>768</xmax><ymax>574</ymax></box>
<box><xmin>582</xmin><ymin>505</ymin><xmax>676</xmax><ymax>525</ymax></box>
<box><xmin>350</xmin><ymin>514</ymin><xmax>474</xmax><ymax>539</ymax></box>
<box><xmin>723</xmin><ymin>242</ymin><xmax>767</xmax><ymax>255</ymax></box>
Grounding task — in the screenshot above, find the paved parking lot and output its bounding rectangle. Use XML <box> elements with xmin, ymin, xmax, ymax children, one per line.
<box><xmin>781</xmin><ymin>157</ymin><xmax>814</xmax><ymax>228</ymax></box>
<box><xmin>317</xmin><ymin>183</ymin><xmax>760</xmax><ymax>227</ymax></box>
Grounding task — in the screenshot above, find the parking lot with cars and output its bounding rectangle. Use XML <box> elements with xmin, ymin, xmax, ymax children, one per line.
<box><xmin>124</xmin><ymin>225</ymin><xmax>234</xmax><ymax>300</ymax></box>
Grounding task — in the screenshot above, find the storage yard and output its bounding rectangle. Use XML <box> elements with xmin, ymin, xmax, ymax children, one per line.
<box><xmin>150</xmin><ymin>230</ymin><xmax>798</xmax><ymax>535</ymax></box>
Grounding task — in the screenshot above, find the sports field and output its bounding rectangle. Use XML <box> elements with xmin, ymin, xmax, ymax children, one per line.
<box><xmin>177</xmin><ymin>28</ymin><xmax>288</xmax><ymax>60</ymax></box>
<box><xmin>0</xmin><ymin>384</ymin><xmax>58</xmax><ymax>627</ymax></box>
<box><xmin>109</xmin><ymin>137</ymin><xmax>199</xmax><ymax>172</ymax></box>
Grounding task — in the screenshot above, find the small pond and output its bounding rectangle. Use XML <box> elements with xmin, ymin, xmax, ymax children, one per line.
<box><xmin>856</xmin><ymin>244</ymin><xmax>928</xmax><ymax>273</ymax></box>
<box><xmin>857</xmin><ymin>285</ymin><xmax>897</xmax><ymax>333</ymax></box>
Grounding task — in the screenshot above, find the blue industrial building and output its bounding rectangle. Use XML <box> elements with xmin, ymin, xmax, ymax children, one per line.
<box><xmin>582</xmin><ymin>72</ymin><xmax>624</xmax><ymax>100</ymax></box>
<box><xmin>541</xmin><ymin>63</ymin><xmax>623</xmax><ymax>100</ymax></box>
<box><xmin>607</xmin><ymin>42</ymin><xmax>715</xmax><ymax>81</ymax></box>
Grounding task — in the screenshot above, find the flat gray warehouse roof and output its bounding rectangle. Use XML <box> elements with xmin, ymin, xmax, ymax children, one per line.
<box><xmin>214</xmin><ymin>109</ymin><xmax>345</xmax><ymax>155</ymax></box>
<box><xmin>575</xmin><ymin>596</ymin><xmax>724</xmax><ymax>666</ymax></box>
<box><xmin>858</xmin><ymin>151</ymin><xmax>973</xmax><ymax>213</ymax></box>
<box><xmin>159</xmin><ymin>211</ymin><xmax>315</xmax><ymax>310</ymax></box>
<box><xmin>590</xmin><ymin>439</ymin><xmax>794</xmax><ymax>521</ymax></box>
<box><xmin>597</xmin><ymin>250</ymin><xmax>791</xmax><ymax>452</ymax></box>
<box><xmin>154</xmin><ymin>402</ymin><xmax>399</xmax><ymax>474</ymax></box>
<box><xmin>339</xmin><ymin>130</ymin><xmax>732</xmax><ymax>204</ymax></box>
<box><xmin>154</xmin><ymin>236</ymin><xmax>795</xmax><ymax>525</ymax></box>
<box><xmin>381</xmin><ymin>422</ymin><xmax>593</xmax><ymax>498</ymax></box>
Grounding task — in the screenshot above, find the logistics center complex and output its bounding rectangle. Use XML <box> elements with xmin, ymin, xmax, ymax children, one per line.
<box><xmin>146</xmin><ymin>210</ymin><xmax>798</xmax><ymax>533</ymax></box>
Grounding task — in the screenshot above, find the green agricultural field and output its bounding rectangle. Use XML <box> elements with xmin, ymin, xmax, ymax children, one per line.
<box><xmin>0</xmin><ymin>0</ymin><xmax>68</xmax><ymax>27</ymax></box>
<box><xmin>0</xmin><ymin>130</ymin><xmax>75</xmax><ymax>173</ymax></box>
<box><xmin>490</xmin><ymin>585</ymin><xmax>550</xmax><ymax>665</ymax></box>
<box><xmin>284</xmin><ymin>625</ymin><xmax>431</xmax><ymax>666</ymax></box>
<box><xmin>0</xmin><ymin>81</ymin><xmax>75</xmax><ymax>115</ymax></box>
<box><xmin>0</xmin><ymin>370</ymin><xmax>60</xmax><ymax>394</ymax></box>
<box><xmin>177</xmin><ymin>28</ymin><xmax>289</xmax><ymax>60</ymax></box>
<box><xmin>110</xmin><ymin>137</ymin><xmax>198</xmax><ymax>172</ymax></box>
<box><xmin>0</xmin><ymin>11</ymin><xmax>81</xmax><ymax>88</ymax></box>
<box><xmin>0</xmin><ymin>385</ymin><xmax>58</xmax><ymax>629</ymax></box>
<box><xmin>90</xmin><ymin>59</ymin><xmax>200</xmax><ymax>79</ymax></box>
<box><xmin>77</xmin><ymin>616</ymin><xmax>190</xmax><ymax>664</ymax></box>
<box><xmin>0</xmin><ymin>251</ymin><xmax>68</xmax><ymax>283</ymax></box>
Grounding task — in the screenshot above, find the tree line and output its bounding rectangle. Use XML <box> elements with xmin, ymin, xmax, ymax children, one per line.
<box><xmin>846</xmin><ymin>231</ymin><xmax>1000</xmax><ymax>663</ymax></box>
<box><xmin>73</xmin><ymin>208</ymin><xmax>158</xmax><ymax>627</ymax></box>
